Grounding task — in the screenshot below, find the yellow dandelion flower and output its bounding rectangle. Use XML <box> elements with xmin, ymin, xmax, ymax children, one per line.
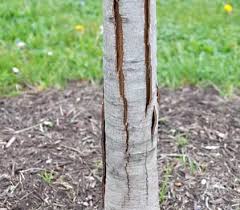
<box><xmin>75</xmin><ymin>24</ymin><xmax>85</xmax><ymax>33</ymax></box>
<box><xmin>224</xmin><ymin>4</ymin><xmax>233</xmax><ymax>13</ymax></box>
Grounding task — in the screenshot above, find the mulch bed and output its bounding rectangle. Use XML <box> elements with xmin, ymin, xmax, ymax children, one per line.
<box><xmin>0</xmin><ymin>82</ymin><xmax>239</xmax><ymax>210</ymax></box>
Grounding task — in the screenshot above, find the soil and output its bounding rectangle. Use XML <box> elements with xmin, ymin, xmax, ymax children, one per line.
<box><xmin>0</xmin><ymin>82</ymin><xmax>239</xmax><ymax>210</ymax></box>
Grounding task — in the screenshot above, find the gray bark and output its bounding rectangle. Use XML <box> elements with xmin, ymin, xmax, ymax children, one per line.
<box><xmin>102</xmin><ymin>0</ymin><xmax>159</xmax><ymax>209</ymax></box>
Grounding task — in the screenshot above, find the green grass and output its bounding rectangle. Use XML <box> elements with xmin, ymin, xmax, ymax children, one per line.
<box><xmin>0</xmin><ymin>0</ymin><xmax>240</xmax><ymax>95</ymax></box>
<box><xmin>158</xmin><ymin>0</ymin><xmax>240</xmax><ymax>95</ymax></box>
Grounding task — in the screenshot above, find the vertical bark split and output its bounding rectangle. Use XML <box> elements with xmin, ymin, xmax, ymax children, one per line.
<box><xmin>101</xmin><ymin>102</ymin><xmax>106</xmax><ymax>208</ymax></box>
<box><xmin>113</xmin><ymin>0</ymin><xmax>130</xmax><ymax>198</ymax></box>
<box><xmin>144</xmin><ymin>0</ymin><xmax>152</xmax><ymax>112</ymax></box>
<box><xmin>151</xmin><ymin>106</ymin><xmax>157</xmax><ymax>141</ymax></box>
<box><xmin>144</xmin><ymin>0</ymin><xmax>153</xmax><ymax>202</ymax></box>
<box><xmin>144</xmin><ymin>148</ymin><xmax>149</xmax><ymax>200</ymax></box>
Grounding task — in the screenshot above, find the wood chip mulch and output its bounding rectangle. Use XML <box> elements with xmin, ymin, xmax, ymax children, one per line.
<box><xmin>0</xmin><ymin>82</ymin><xmax>239</xmax><ymax>210</ymax></box>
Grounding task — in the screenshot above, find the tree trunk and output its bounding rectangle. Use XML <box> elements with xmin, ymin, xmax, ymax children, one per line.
<box><xmin>102</xmin><ymin>0</ymin><xmax>159</xmax><ymax>209</ymax></box>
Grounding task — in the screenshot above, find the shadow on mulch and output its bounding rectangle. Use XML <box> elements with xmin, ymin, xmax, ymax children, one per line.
<box><xmin>0</xmin><ymin>82</ymin><xmax>239</xmax><ymax>210</ymax></box>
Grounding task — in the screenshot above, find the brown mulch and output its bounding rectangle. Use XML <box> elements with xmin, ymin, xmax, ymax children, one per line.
<box><xmin>0</xmin><ymin>82</ymin><xmax>239</xmax><ymax>210</ymax></box>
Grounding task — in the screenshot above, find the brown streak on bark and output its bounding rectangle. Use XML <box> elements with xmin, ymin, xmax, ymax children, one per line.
<box><xmin>144</xmin><ymin>0</ymin><xmax>152</xmax><ymax>112</ymax></box>
<box><xmin>113</xmin><ymin>0</ymin><xmax>130</xmax><ymax>198</ymax></box>
<box><xmin>101</xmin><ymin>101</ymin><xmax>106</xmax><ymax>209</ymax></box>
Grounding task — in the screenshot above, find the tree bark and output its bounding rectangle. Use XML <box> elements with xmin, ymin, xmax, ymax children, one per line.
<box><xmin>102</xmin><ymin>0</ymin><xmax>159</xmax><ymax>209</ymax></box>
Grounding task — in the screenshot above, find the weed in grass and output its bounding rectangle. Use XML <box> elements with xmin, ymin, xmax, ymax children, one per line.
<box><xmin>224</xmin><ymin>4</ymin><xmax>233</xmax><ymax>14</ymax></box>
<box><xmin>39</xmin><ymin>170</ymin><xmax>55</xmax><ymax>184</ymax></box>
<box><xmin>175</xmin><ymin>134</ymin><xmax>189</xmax><ymax>148</ymax></box>
<box><xmin>159</xmin><ymin>164</ymin><xmax>173</xmax><ymax>204</ymax></box>
<box><xmin>95</xmin><ymin>159</ymin><xmax>103</xmax><ymax>170</ymax></box>
<box><xmin>177</xmin><ymin>155</ymin><xmax>199</xmax><ymax>175</ymax></box>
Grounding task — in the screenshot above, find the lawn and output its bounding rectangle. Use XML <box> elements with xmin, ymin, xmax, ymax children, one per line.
<box><xmin>0</xmin><ymin>0</ymin><xmax>240</xmax><ymax>96</ymax></box>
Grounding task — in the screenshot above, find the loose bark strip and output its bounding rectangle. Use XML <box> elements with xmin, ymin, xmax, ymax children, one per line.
<box><xmin>113</xmin><ymin>0</ymin><xmax>130</xmax><ymax>196</ymax></box>
<box><xmin>144</xmin><ymin>0</ymin><xmax>152</xmax><ymax>112</ymax></box>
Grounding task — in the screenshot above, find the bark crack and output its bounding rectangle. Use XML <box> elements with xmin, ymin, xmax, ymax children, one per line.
<box><xmin>144</xmin><ymin>148</ymin><xmax>149</xmax><ymax>201</ymax></box>
<box><xmin>151</xmin><ymin>106</ymin><xmax>157</xmax><ymax>141</ymax></box>
<box><xmin>101</xmin><ymin>101</ymin><xmax>106</xmax><ymax>209</ymax></box>
<box><xmin>144</xmin><ymin>0</ymin><xmax>152</xmax><ymax>112</ymax></box>
<box><xmin>113</xmin><ymin>0</ymin><xmax>130</xmax><ymax>198</ymax></box>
